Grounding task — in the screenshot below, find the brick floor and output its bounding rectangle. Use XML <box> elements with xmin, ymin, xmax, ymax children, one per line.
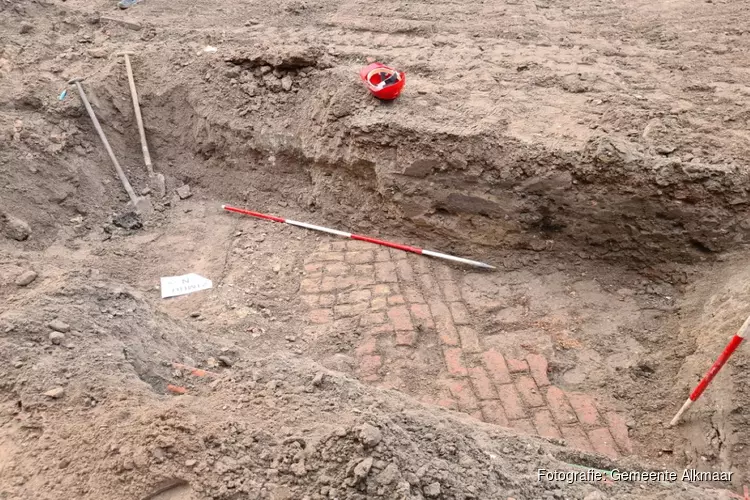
<box><xmin>301</xmin><ymin>243</ymin><xmax>634</xmax><ymax>458</ymax></box>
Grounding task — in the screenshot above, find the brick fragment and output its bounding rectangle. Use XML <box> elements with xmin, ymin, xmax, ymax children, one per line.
<box><xmin>480</xmin><ymin>401</ymin><xmax>509</xmax><ymax>426</ymax></box>
<box><xmin>533</xmin><ymin>410</ymin><xmax>561</xmax><ymax>439</ymax></box>
<box><xmin>496</xmin><ymin>384</ymin><xmax>526</xmax><ymax>420</ymax></box>
<box><xmin>526</xmin><ymin>353</ymin><xmax>550</xmax><ymax>387</ymax></box>
<box><xmin>482</xmin><ymin>349</ymin><xmax>511</xmax><ymax>385</ymax></box>
<box><xmin>308</xmin><ymin>309</ymin><xmax>332</xmax><ymax>324</ymax></box>
<box><xmin>605</xmin><ymin>412</ymin><xmax>633</xmax><ymax>454</ymax></box>
<box><xmin>468</xmin><ymin>366</ymin><xmax>497</xmax><ymax>400</ymax></box>
<box><xmin>444</xmin><ymin>348</ymin><xmax>468</xmax><ymax>376</ymax></box>
<box><xmin>588</xmin><ymin>428</ymin><xmax>618</xmax><ymax>458</ymax></box>
<box><xmin>515</xmin><ymin>376</ymin><xmax>545</xmax><ymax>407</ymax></box>
<box><xmin>449</xmin><ymin>302</ymin><xmax>470</xmax><ymax>325</ymax></box>
<box><xmin>409</xmin><ymin>303</ymin><xmax>435</xmax><ymax>328</ymax></box>
<box><xmin>506</xmin><ymin>358</ymin><xmax>529</xmax><ymax>373</ymax></box>
<box><xmin>457</xmin><ymin>326</ymin><xmax>481</xmax><ymax>353</ymax></box>
<box><xmin>545</xmin><ymin>386</ymin><xmax>578</xmax><ymax>425</ymax></box>
<box><xmin>560</xmin><ymin>425</ymin><xmax>593</xmax><ymax>452</ymax></box>
<box><xmin>567</xmin><ymin>393</ymin><xmax>601</xmax><ymax>426</ymax></box>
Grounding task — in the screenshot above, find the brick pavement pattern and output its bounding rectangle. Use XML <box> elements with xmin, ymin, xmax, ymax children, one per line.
<box><xmin>301</xmin><ymin>240</ymin><xmax>632</xmax><ymax>458</ymax></box>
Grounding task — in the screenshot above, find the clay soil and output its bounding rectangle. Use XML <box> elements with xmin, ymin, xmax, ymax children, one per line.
<box><xmin>2</xmin><ymin>0</ymin><xmax>750</xmax><ymax>499</ymax></box>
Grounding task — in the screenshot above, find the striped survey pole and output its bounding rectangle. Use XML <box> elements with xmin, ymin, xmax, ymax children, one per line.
<box><xmin>222</xmin><ymin>204</ymin><xmax>495</xmax><ymax>270</ymax></box>
<box><xmin>669</xmin><ymin>314</ymin><xmax>750</xmax><ymax>427</ymax></box>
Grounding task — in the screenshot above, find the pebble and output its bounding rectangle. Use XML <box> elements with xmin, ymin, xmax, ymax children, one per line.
<box><xmin>353</xmin><ymin>457</ymin><xmax>373</xmax><ymax>481</ymax></box>
<box><xmin>19</xmin><ymin>22</ymin><xmax>33</xmax><ymax>34</ymax></box>
<box><xmin>358</xmin><ymin>424</ymin><xmax>382</xmax><ymax>448</ymax></box>
<box><xmin>424</xmin><ymin>482</ymin><xmax>441</xmax><ymax>498</ymax></box>
<box><xmin>49</xmin><ymin>331</ymin><xmax>65</xmax><ymax>345</ymax></box>
<box><xmin>176</xmin><ymin>185</ymin><xmax>192</xmax><ymax>199</ymax></box>
<box><xmin>48</xmin><ymin>320</ymin><xmax>70</xmax><ymax>333</ymax></box>
<box><xmin>311</xmin><ymin>372</ymin><xmax>324</xmax><ymax>387</ymax></box>
<box><xmin>2</xmin><ymin>214</ymin><xmax>31</xmax><ymax>241</ymax></box>
<box><xmin>281</xmin><ymin>75</ymin><xmax>293</xmax><ymax>92</ymax></box>
<box><xmin>15</xmin><ymin>270</ymin><xmax>37</xmax><ymax>286</ymax></box>
<box><xmin>185</xmin><ymin>459</ymin><xmax>197</xmax><ymax>467</ymax></box>
<box><xmin>44</xmin><ymin>387</ymin><xmax>65</xmax><ymax>399</ymax></box>
<box><xmin>218</xmin><ymin>356</ymin><xmax>233</xmax><ymax>367</ymax></box>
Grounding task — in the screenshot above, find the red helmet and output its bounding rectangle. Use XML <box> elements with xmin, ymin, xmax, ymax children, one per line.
<box><xmin>359</xmin><ymin>62</ymin><xmax>405</xmax><ymax>101</ymax></box>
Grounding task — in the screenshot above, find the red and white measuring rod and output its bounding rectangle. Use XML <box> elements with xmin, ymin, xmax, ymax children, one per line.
<box><xmin>222</xmin><ymin>204</ymin><xmax>495</xmax><ymax>270</ymax></box>
<box><xmin>668</xmin><ymin>314</ymin><xmax>750</xmax><ymax>427</ymax></box>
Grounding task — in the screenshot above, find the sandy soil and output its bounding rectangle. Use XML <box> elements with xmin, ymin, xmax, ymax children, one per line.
<box><xmin>1</xmin><ymin>0</ymin><xmax>750</xmax><ymax>498</ymax></box>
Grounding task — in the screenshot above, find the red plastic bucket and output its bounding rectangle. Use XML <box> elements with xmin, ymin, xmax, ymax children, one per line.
<box><xmin>359</xmin><ymin>62</ymin><xmax>405</xmax><ymax>101</ymax></box>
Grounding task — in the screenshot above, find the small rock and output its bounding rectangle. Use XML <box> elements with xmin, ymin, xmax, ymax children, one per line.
<box><xmin>141</xmin><ymin>187</ymin><xmax>152</xmax><ymax>196</ymax></box>
<box><xmin>281</xmin><ymin>75</ymin><xmax>293</xmax><ymax>92</ymax></box>
<box><xmin>44</xmin><ymin>387</ymin><xmax>65</xmax><ymax>399</ymax></box>
<box><xmin>176</xmin><ymin>185</ymin><xmax>192</xmax><ymax>199</ymax></box>
<box><xmin>87</xmin><ymin>48</ymin><xmax>108</xmax><ymax>58</ymax></box>
<box><xmin>312</xmin><ymin>372</ymin><xmax>324</xmax><ymax>387</ymax></box>
<box><xmin>207</xmin><ymin>357</ymin><xmax>219</xmax><ymax>368</ymax></box>
<box><xmin>424</xmin><ymin>482</ymin><xmax>441</xmax><ymax>498</ymax></box>
<box><xmin>185</xmin><ymin>459</ymin><xmax>197</xmax><ymax>467</ymax></box>
<box><xmin>273</xmin><ymin>263</ymin><xmax>282</xmax><ymax>273</ymax></box>
<box><xmin>15</xmin><ymin>270</ymin><xmax>38</xmax><ymax>286</ymax></box>
<box><xmin>49</xmin><ymin>331</ymin><xmax>65</xmax><ymax>345</ymax></box>
<box><xmin>190</xmin><ymin>312</ymin><xmax>201</xmax><ymax>318</ymax></box>
<box><xmin>375</xmin><ymin>463</ymin><xmax>400</xmax><ymax>485</ymax></box>
<box><xmin>218</xmin><ymin>356</ymin><xmax>233</xmax><ymax>367</ymax></box>
<box><xmin>2</xmin><ymin>214</ymin><xmax>32</xmax><ymax>241</ymax></box>
<box><xmin>48</xmin><ymin>320</ymin><xmax>71</xmax><ymax>333</ymax></box>
<box><xmin>353</xmin><ymin>457</ymin><xmax>373</xmax><ymax>481</ymax></box>
<box><xmin>358</xmin><ymin>423</ymin><xmax>382</xmax><ymax>448</ymax></box>
<box><xmin>20</xmin><ymin>23</ymin><xmax>33</xmax><ymax>34</ymax></box>
<box><xmin>112</xmin><ymin>210</ymin><xmax>142</xmax><ymax>230</ymax></box>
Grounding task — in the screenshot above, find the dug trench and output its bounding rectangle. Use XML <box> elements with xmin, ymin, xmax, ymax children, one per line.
<box><xmin>2</xmin><ymin>3</ymin><xmax>750</xmax><ymax>499</ymax></box>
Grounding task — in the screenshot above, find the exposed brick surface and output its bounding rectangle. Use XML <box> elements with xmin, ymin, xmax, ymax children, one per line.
<box><xmin>482</xmin><ymin>349</ymin><xmax>512</xmax><ymax>385</ymax></box>
<box><xmin>457</xmin><ymin>326</ymin><xmax>481</xmax><ymax>353</ymax></box>
<box><xmin>468</xmin><ymin>366</ymin><xmax>497</xmax><ymax>400</ymax></box>
<box><xmin>509</xmin><ymin>419</ymin><xmax>535</xmax><ymax>435</ymax></box>
<box><xmin>429</xmin><ymin>300</ymin><xmax>460</xmax><ymax>346</ymax></box>
<box><xmin>308</xmin><ymin>309</ymin><xmax>332</xmax><ymax>324</ymax></box>
<box><xmin>496</xmin><ymin>383</ymin><xmax>526</xmax><ymax>420</ymax></box>
<box><xmin>396</xmin><ymin>259</ymin><xmax>414</xmax><ymax>282</ymax></box>
<box><xmin>545</xmin><ymin>386</ymin><xmax>578</xmax><ymax>425</ymax></box>
<box><xmin>319</xmin><ymin>294</ymin><xmax>335</xmax><ymax>307</ymax></box>
<box><xmin>567</xmin><ymin>392</ymin><xmax>601</xmax><ymax>426</ymax></box>
<box><xmin>375</xmin><ymin>261</ymin><xmax>398</xmax><ymax>283</ymax></box>
<box><xmin>324</xmin><ymin>262</ymin><xmax>349</xmax><ymax>276</ymax></box>
<box><xmin>588</xmin><ymin>428</ymin><xmax>618</xmax><ymax>458</ymax></box>
<box><xmin>371</xmin><ymin>297</ymin><xmax>387</xmax><ymax>311</ymax></box>
<box><xmin>409</xmin><ymin>303</ymin><xmax>435</xmax><ymax>328</ymax></box>
<box><xmin>300</xmin><ymin>278</ymin><xmax>320</xmax><ymax>294</ymax></box>
<box><xmin>449</xmin><ymin>302</ymin><xmax>471</xmax><ymax>325</ymax></box>
<box><xmin>387</xmin><ymin>294</ymin><xmax>406</xmax><ymax>305</ymax></box>
<box><xmin>526</xmin><ymin>353</ymin><xmax>550</xmax><ymax>387</ymax></box>
<box><xmin>440</xmin><ymin>280</ymin><xmax>463</xmax><ymax>302</ymax></box>
<box><xmin>480</xmin><ymin>401</ymin><xmax>509</xmax><ymax>426</ymax></box>
<box><xmin>561</xmin><ymin>425</ymin><xmax>593</xmax><ymax>453</ymax></box>
<box><xmin>355</xmin><ymin>336</ymin><xmax>378</xmax><ymax>356</ymax></box>
<box><xmin>346</xmin><ymin>251</ymin><xmax>374</xmax><ymax>264</ymax></box>
<box><xmin>334</xmin><ymin>303</ymin><xmax>369</xmax><ymax>318</ymax></box>
<box><xmin>515</xmin><ymin>376</ymin><xmax>545</xmax><ymax>407</ymax></box>
<box><xmin>301</xmin><ymin>295</ymin><xmax>319</xmax><ymax>307</ymax></box>
<box><xmin>388</xmin><ymin>306</ymin><xmax>414</xmax><ymax>331</ymax></box>
<box><xmin>359</xmin><ymin>355</ymin><xmax>382</xmax><ymax>381</ymax></box>
<box><xmin>605</xmin><ymin>412</ymin><xmax>633</xmax><ymax>454</ymax></box>
<box><xmin>506</xmin><ymin>358</ymin><xmax>529</xmax><ymax>373</ymax></box>
<box><xmin>533</xmin><ymin>410</ymin><xmax>561</xmax><ymax>439</ymax></box>
<box><xmin>395</xmin><ymin>330</ymin><xmax>417</xmax><ymax>346</ymax></box>
<box><xmin>446</xmin><ymin>379</ymin><xmax>479</xmax><ymax>411</ymax></box>
<box><xmin>444</xmin><ymin>348</ymin><xmax>468</xmax><ymax>376</ymax></box>
<box><xmin>403</xmin><ymin>286</ymin><xmax>425</xmax><ymax>303</ymax></box>
<box><xmin>373</xmin><ymin>284</ymin><xmax>392</xmax><ymax>296</ymax></box>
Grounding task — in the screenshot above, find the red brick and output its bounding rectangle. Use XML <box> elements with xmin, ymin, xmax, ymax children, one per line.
<box><xmin>308</xmin><ymin>309</ymin><xmax>332</xmax><ymax>324</ymax></box>
<box><xmin>355</xmin><ymin>336</ymin><xmax>378</xmax><ymax>356</ymax></box>
<box><xmin>374</xmin><ymin>249</ymin><xmax>391</xmax><ymax>262</ymax></box>
<box><xmin>334</xmin><ymin>303</ymin><xmax>369</xmax><ymax>318</ymax></box>
<box><xmin>387</xmin><ymin>294</ymin><xmax>406</xmax><ymax>305</ymax></box>
<box><xmin>587</xmin><ymin>428</ymin><xmax>618</xmax><ymax>459</ymax></box>
<box><xmin>526</xmin><ymin>354</ymin><xmax>550</xmax><ymax>387</ymax></box>
<box><xmin>346</xmin><ymin>240</ymin><xmax>372</xmax><ymax>251</ymax></box>
<box><xmin>319</xmin><ymin>294</ymin><xmax>335</xmax><ymax>307</ymax></box>
<box><xmin>410</xmin><ymin>255</ymin><xmax>432</xmax><ymax>275</ymax></box>
<box><xmin>333</xmin><ymin>276</ymin><xmax>356</xmax><ymax>291</ymax></box>
<box><xmin>436</xmin><ymin>398</ymin><xmax>458</xmax><ymax>410</ymax></box>
<box><xmin>359</xmin><ymin>355</ymin><xmax>382</xmax><ymax>381</ymax></box>
<box><xmin>533</xmin><ymin>410</ymin><xmax>562</xmax><ymax>439</ymax></box>
<box><xmin>440</xmin><ymin>280</ymin><xmax>462</xmax><ymax>302</ymax></box>
<box><xmin>605</xmin><ymin>412</ymin><xmax>633</xmax><ymax>454</ymax></box>
<box><xmin>435</xmin><ymin>265</ymin><xmax>454</xmax><ymax>282</ymax></box>
<box><xmin>300</xmin><ymin>278</ymin><xmax>320</xmax><ymax>294</ymax></box>
<box><xmin>352</xmin><ymin>264</ymin><xmax>374</xmax><ymax>276</ymax></box>
<box><xmin>468</xmin><ymin>366</ymin><xmax>497</xmax><ymax>400</ymax></box>
<box><xmin>339</xmin><ymin>289</ymin><xmax>371</xmax><ymax>304</ymax></box>
<box><xmin>362</xmin><ymin>312</ymin><xmax>387</xmax><ymax>326</ymax></box>
<box><xmin>429</xmin><ymin>300</ymin><xmax>459</xmax><ymax>346</ymax></box>
<box><xmin>388</xmin><ymin>306</ymin><xmax>413</xmax><ymax>331</ymax></box>
<box><xmin>482</xmin><ymin>349</ymin><xmax>512</xmax><ymax>385</ymax></box>
<box><xmin>545</xmin><ymin>386</ymin><xmax>578</xmax><ymax>425</ymax></box>
<box><xmin>496</xmin><ymin>383</ymin><xmax>526</xmax><ymax>420</ymax></box>
<box><xmin>371</xmin><ymin>297</ymin><xmax>387</xmax><ymax>311</ymax></box>
<box><xmin>346</xmin><ymin>251</ymin><xmax>374</xmax><ymax>264</ymax></box>
<box><xmin>480</xmin><ymin>401</ymin><xmax>509</xmax><ymax>426</ymax></box>
<box><xmin>395</xmin><ymin>330</ymin><xmax>417</xmax><ymax>346</ymax></box>
<box><xmin>324</xmin><ymin>262</ymin><xmax>349</xmax><ymax>276</ymax></box>
<box><xmin>509</xmin><ymin>418</ymin><xmax>535</xmax><ymax>435</ymax></box>
<box><xmin>319</xmin><ymin>251</ymin><xmax>345</xmax><ymax>261</ymax></box>
<box><xmin>403</xmin><ymin>286</ymin><xmax>425</xmax><ymax>303</ymax></box>
<box><xmin>458</xmin><ymin>326</ymin><xmax>481</xmax><ymax>353</ymax></box>
<box><xmin>446</xmin><ymin>379</ymin><xmax>479</xmax><ymax>411</ymax></box>
<box><xmin>449</xmin><ymin>302</ymin><xmax>470</xmax><ymax>325</ymax></box>
<box><xmin>515</xmin><ymin>376</ymin><xmax>545</xmax><ymax>407</ymax></box>
<box><xmin>304</xmin><ymin>262</ymin><xmax>324</xmax><ymax>272</ymax></box>
<box><xmin>389</xmin><ymin>247</ymin><xmax>407</xmax><ymax>260</ymax></box>
<box><xmin>301</xmin><ymin>295</ymin><xmax>319</xmax><ymax>307</ymax></box>
<box><xmin>355</xmin><ymin>276</ymin><xmax>375</xmax><ymax>287</ymax></box>
<box><xmin>469</xmin><ymin>410</ymin><xmax>484</xmax><ymax>422</ymax></box>
<box><xmin>444</xmin><ymin>348</ymin><xmax>468</xmax><ymax>376</ymax></box>
<box><xmin>409</xmin><ymin>304</ymin><xmax>435</xmax><ymax>328</ymax></box>
<box><xmin>375</xmin><ymin>261</ymin><xmax>398</xmax><ymax>283</ymax></box>
<box><xmin>396</xmin><ymin>259</ymin><xmax>415</xmax><ymax>282</ymax></box>
<box><xmin>506</xmin><ymin>358</ymin><xmax>529</xmax><ymax>373</ymax></box>
<box><xmin>419</xmin><ymin>273</ymin><xmax>439</xmax><ymax>295</ymax></box>
<box><xmin>373</xmin><ymin>284</ymin><xmax>392</xmax><ymax>295</ymax></box>
<box><xmin>320</xmin><ymin>277</ymin><xmax>337</xmax><ymax>293</ymax></box>
<box><xmin>567</xmin><ymin>393</ymin><xmax>601</xmax><ymax>426</ymax></box>
<box><xmin>560</xmin><ymin>425</ymin><xmax>593</xmax><ymax>452</ymax></box>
